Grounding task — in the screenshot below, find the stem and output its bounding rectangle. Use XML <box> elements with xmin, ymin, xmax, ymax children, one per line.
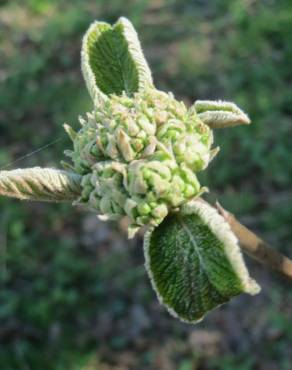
<box><xmin>215</xmin><ymin>201</ymin><xmax>292</xmax><ymax>280</ymax></box>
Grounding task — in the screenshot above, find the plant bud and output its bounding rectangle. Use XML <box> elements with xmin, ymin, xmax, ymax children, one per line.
<box><xmin>65</xmin><ymin>88</ymin><xmax>215</xmax><ymax>236</ymax></box>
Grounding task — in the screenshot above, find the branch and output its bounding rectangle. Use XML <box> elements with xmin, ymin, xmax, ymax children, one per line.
<box><xmin>215</xmin><ymin>201</ymin><xmax>292</xmax><ymax>280</ymax></box>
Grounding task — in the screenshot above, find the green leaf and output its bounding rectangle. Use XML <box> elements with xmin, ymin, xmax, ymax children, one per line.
<box><xmin>194</xmin><ymin>100</ymin><xmax>250</xmax><ymax>128</ymax></box>
<box><xmin>81</xmin><ymin>17</ymin><xmax>153</xmax><ymax>103</ymax></box>
<box><xmin>0</xmin><ymin>168</ymin><xmax>82</xmax><ymax>203</ymax></box>
<box><xmin>144</xmin><ymin>200</ymin><xmax>260</xmax><ymax>323</ymax></box>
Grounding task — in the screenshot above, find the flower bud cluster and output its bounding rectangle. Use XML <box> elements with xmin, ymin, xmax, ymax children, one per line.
<box><xmin>65</xmin><ymin>88</ymin><xmax>215</xmax><ymax>236</ymax></box>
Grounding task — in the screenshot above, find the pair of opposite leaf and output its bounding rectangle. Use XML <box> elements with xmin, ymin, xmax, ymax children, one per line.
<box><xmin>0</xmin><ymin>17</ymin><xmax>260</xmax><ymax>323</ymax></box>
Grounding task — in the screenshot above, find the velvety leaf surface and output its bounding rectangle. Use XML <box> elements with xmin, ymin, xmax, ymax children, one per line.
<box><xmin>81</xmin><ymin>17</ymin><xmax>153</xmax><ymax>102</ymax></box>
<box><xmin>195</xmin><ymin>100</ymin><xmax>251</xmax><ymax>128</ymax></box>
<box><xmin>144</xmin><ymin>201</ymin><xmax>260</xmax><ymax>323</ymax></box>
<box><xmin>0</xmin><ymin>168</ymin><xmax>82</xmax><ymax>202</ymax></box>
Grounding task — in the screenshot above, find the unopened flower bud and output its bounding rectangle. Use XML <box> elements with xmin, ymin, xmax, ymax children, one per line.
<box><xmin>65</xmin><ymin>87</ymin><xmax>215</xmax><ymax>236</ymax></box>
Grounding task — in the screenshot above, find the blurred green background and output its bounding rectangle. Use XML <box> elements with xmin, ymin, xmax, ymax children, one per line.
<box><xmin>0</xmin><ymin>0</ymin><xmax>292</xmax><ymax>369</ymax></box>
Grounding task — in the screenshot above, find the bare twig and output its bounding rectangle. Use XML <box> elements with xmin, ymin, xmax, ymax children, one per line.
<box><xmin>215</xmin><ymin>201</ymin><xmax>292</xmax><ymax>280</ymax></box>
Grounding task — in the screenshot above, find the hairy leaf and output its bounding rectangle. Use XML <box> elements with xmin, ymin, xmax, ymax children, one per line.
<box><xmin>81</xmin><ymin>17</ymin><xmax>153</xmax><ymax>103</ymax></box>
<box><xmin>195</xmin><ymin>100</ymin><xmax>250</xmax><ymax>128</ymax></box>
<box><xmin>0</xmin><ymin>168</ymin><xmax>82</xmax><ymax>202</ymax></box>
<box><xmin>144</xmin><ymin>200</ymin><xmax>260</xmax><ymax>323</ymax></box>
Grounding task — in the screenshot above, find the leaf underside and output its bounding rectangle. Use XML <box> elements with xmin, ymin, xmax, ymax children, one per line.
<box><xmin>144</xmin><ymin>203</ymin><xmax>259</xmax><ymax>323</ymax></box>
<box><xmin>82</xmin><ymin>17</ymin><xmax>153</xmax><ymax>101</ymax></box>
<box><xmin>194</xmin><ymin>100</ymin><xmax>250</xmax><ymax>128</ymax></box>
<box><xmin>0</xmin><ymin>168</ymin><xmax>82</xmax><ymax>203</ymax></box>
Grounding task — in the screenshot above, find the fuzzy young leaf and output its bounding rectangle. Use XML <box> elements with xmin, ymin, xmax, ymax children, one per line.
<box><xmin>0</xmin><ymin>168</ymin><xmax>82</xmax><ymax>202</ymax></box>
<box><xmin>195</xmin><ymin>100</ymin><xmax>250</xmax><ymax>128</ymax></box>
<box><xmin>81</xmin><ymin>17</ymin><xmax>153</xmax><ymax>103</ymax></box>
<box><xmin>144</xmin><ymin>200</ymin><xmax>260</xmax><ymax>323</ymax></box>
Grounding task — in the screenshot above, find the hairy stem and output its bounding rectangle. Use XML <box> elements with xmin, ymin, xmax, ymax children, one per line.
<box><xmin>216</xmin><ymin>201</ymin><xmax>292</xmax><ymax>280</ymax></box>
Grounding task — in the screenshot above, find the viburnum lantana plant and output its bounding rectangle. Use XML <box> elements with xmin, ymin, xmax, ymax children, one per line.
<box><xmin>1</xmin><ymin>18</ymin><xmax>291</xmax><ymax>323</ymax></box>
